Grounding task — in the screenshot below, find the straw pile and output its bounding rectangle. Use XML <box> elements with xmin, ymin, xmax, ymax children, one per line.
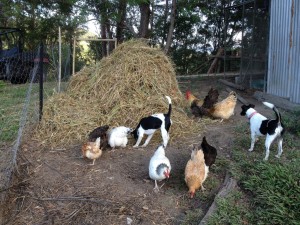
<box><xmin>34</xmin><ymin>39</ymin><xmax>203</xmax><ymax>147</ymax></box>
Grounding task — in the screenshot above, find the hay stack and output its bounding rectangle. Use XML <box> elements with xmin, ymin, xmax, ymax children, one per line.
<box><xmin>35</xmin><ymin>39</ymin><xmax>203</xmax><ymax>147</ymax></box>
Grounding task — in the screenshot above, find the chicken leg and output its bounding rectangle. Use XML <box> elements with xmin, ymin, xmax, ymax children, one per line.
<box><xmin>153</xmin><ymin>180</ymin><xmax>159</xmax><ymax>193</ymax></box>
<box><xmin>89</xmin><ymin>159</ymin><xmax>96</xmax><ymax>166</ymax></box>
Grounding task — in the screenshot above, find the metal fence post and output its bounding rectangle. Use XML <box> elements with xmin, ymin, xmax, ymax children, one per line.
<box><xmin>39</xmin><ymin>42</ymin><xmax>44</xmax><ymax>121</ymax></box>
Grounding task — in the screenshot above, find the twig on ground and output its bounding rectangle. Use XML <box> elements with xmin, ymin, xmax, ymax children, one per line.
<box><xmin>30</xmin><ymin>196</ymin><xmax>113</xmax><ymax>206</ymax></box>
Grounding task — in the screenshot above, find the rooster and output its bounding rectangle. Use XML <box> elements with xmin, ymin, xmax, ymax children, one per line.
<box><xmin>82</xmin><ymin>137</ymin><xmax>102</xmax><ymax>165</ymax></box>
<box><xmin>201</xmin><ymin>136</ymin><xmax>217</xmax><ymax>167</ymax></box>
<box><xmin>187</xmin><ymin>88</ymin><xmax>219</xmax><ymax>117</ymax></box>
<box><xmin>186</xmin><ymin>90</ymin><xmax>204</xmax><ymax>108</ymax></box>
<box><xmin>149</xmin><ymin>145</ymin><xmax>171</xmax><ymax>192</ymax></box>
<box><xmin>184</xmin><ymin>146</ymin><xmax>209</xmax><ymax>198</ymax></box>
<box><xmin>206</xmin><ymin>91</ymin><xmax>237</xmax><ymax>121</ymax></box>
<box><xmin>88</xmin><ymin>125</ymin><xmax>109</xmax><ymax>150</ymax></box>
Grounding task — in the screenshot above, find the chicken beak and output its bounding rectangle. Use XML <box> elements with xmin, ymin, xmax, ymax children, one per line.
<box><xmin>190</xmin><ymin>192</ymin><xmax>195</xmax><ymax>198</ymax></box>
<box><xmin>164</xmin><ymin>171</ymin><xmax>170</xmax><ymax>179</ymax></box>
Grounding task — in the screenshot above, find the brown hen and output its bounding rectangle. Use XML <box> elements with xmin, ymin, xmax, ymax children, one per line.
<box><xmin>82</xmin><ymin>137</ymin><xmax>102</xmax><ymax>165</ymax></box>
<box><xmin>184</xmin><ymin>146</ymin><xmax>209</xmax><ymax>198</ymax></box>
<box><xmin>208</xmin><ymin>91</ymin><xmax>237</xmax><ymax>121</ymax></box>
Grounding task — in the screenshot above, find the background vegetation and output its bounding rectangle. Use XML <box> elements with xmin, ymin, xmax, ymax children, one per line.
<box><xmin>0</xmin><ymin>0</ymin><xmax>245</xmax><ymax>74</ymax></box>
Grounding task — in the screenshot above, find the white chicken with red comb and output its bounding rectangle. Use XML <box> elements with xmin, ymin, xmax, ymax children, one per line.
<box><xmin>149</xmin><ymin>145</ymin><xmax>171</xmax><ymax>192</ymax></box>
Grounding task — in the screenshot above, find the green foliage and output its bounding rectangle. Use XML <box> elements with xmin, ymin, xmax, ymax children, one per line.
<box><xmin>1</xmin><ymin>0</ymin><xmax>246</xmax><ymax>75</ymax></box>
<box><xmin>181</xmin><ymin>208</ymin><xmax>204</xmax><ymax>225</ymax></box>
<box><xmin>0</xmin><ymin>83</ymin><xmax>31</xmax><ymax>142</ymax></box>
<box><xmin>242</xmin><ymin>162</ymin><xmax>300</xmax><ymax>225</ymax></box>
<box><xmin>207</xmin><ymin>191</ymin><xmax>251</xmax><ymax>225</ymax></box>
<box><xmin>1</xmin><ymin>0</ymin><xmax>89</xmax><ymax>47</ymax></box>
<box><xmin>282</xmin><ymin>110</ymin><xmax>300</xmax><ymax>136</ymax></box>
<box><xmin>0</xmin><ymin>82</ymin><xmax>62</xmax><ymax>142</ymax></box>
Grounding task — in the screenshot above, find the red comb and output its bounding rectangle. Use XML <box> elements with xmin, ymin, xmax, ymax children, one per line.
<box><xmin>186</xmin><ymin>90</ymin><xmax>191</xmax><ymax>99</ymax></box>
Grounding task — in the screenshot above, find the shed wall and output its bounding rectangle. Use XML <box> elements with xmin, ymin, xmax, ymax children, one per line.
<box><xmin>267</xmin><ymin>0</ymin><xmax>300</xmax><ymax>103</ymax></box>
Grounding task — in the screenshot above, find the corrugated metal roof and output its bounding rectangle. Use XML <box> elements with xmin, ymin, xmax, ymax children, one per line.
<box><xmin>268</xmin><ymin>0</ymin><xmax>300</xmax><ymax>104</ymax></box>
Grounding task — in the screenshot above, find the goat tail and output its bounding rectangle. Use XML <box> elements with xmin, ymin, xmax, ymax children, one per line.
<box><xmin>165</xmin><ymin>96</ymin><xmax>172</xmax><ymax>117</ymax></box>
<box><xmin>262</xmin><ymin>102</ymin><xmax>282</xmax><ymax>123</ymax></box>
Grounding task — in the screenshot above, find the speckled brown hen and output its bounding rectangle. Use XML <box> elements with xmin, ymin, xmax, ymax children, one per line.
<box><xmin>82</xmin><ymin>137</ymin><xmax>102</xmax><ymax>165</ymax></box>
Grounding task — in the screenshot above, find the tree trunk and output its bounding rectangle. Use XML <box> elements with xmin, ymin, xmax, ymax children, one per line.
<box><xmin>100</xmin><ymin>22</ymin><xmax>107</xmax><ymax>57</ymax></box>
<box><xmin>207</xmin><ymin>48</ymin><xmax>224</xmax><ymax>74</ymax></box>
<box><xmin>116</xmin><ymin>0</ymin><xmax>127</xmax><ymax>44</ymax></box>
<box><xmin>99</xmin><ymin>0</ymin><xmax>108</xmax><ymax>57</ymax></box>
<box><xmin>138</xmin><ymin>0</ymin><xmax>150</xmax><ymax>38</ymax></box>
<box><xmin>161</xmin><ymin>0</ymin><xmax>169</xmax><ymax>47</ymax></box>
<box><xmin>106</xmin><ymin>23</ymin><xmax>114</xmax><ymax>54</ymax></box>
<box><xmin>149</xmin><ymin>0</ymin><xmax>154</xmax><ymax>40</ymax></box>
<box><xmin>164</xmin><ymin>0</ymin><xmax>176</xmax><ymax>54</ymax></box>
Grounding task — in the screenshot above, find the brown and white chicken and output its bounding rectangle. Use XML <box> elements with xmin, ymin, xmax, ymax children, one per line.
<box><xmin>185</xmin><ymin>146</ymin><xmax>209</xmax><ymax>198</ymax></box>
<box><xmin>82</xmin><ymin>137</ymin><xmax>102</xmax><ymax>165</ymax></box>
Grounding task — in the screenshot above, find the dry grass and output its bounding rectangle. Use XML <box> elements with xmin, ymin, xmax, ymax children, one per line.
<box><xmin>34</xmin><ymin>39</ymin><xmax>204</xmax><ymax>147</ymax></box>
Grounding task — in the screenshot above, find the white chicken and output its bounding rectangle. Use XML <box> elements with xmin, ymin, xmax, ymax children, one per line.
<box><xmin>149</xmin><ymin>145</ymin><xmax>171</xmax><ymax>192</ymax></box>
<box><xmin>108</xmin><ymin>126</ymin><xmax>132</xmax><ymax>149</ymax></box>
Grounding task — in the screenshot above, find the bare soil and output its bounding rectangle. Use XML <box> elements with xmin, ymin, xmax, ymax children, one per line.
<box><xmin>2</xmin><ymin>77</ymin><xmax>275</xmax><ymax>225</ymax></box>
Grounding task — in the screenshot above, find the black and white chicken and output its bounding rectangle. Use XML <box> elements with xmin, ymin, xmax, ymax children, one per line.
<box><xmin>148</xmin><ymin>145</ymin><xmax>171</xmax><ymax>192</ymax></box>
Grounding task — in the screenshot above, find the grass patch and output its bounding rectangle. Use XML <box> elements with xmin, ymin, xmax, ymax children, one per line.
<box><xmin>207</xmin><ymin>190</ymin><xmax>251</xmax><ymax>225</ymax></box>
<box><xmin>208</xmin><ymin>112</ymin><xmax>300</xmax><ymax>225</ymax></box>
<box><xmin>242</xmin><ymin>162</ymin><xmax>300</xmax><ymax>224</ymax></box>
<box><xmin>282</xmin><ymin>109</ymin><xmax>300</xmax><ymax>136</ymax></box>
<box><xmin>0</xmin><ymin>81</ymin><xmax>64</xmax><ymax>142</ymax></box>
<box><xmin>181</xmin><ymin>208</ymin><xmax>204</xmax><ymax>225</ymax></box>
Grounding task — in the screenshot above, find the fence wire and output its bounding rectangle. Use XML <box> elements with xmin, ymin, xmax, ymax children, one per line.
<box><xmin>0</xmin><ymin>42</ymin><xmax>72</xmax><ymax>221</ymax></box>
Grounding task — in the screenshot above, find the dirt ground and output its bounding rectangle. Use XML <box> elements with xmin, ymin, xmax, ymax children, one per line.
<box><xmin>2</xmin><ymin>77</ymin><xmax>276</xmax><ymax>225</ymax></box>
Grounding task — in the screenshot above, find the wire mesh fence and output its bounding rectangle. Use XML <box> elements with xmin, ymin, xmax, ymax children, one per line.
<box><xmin>0</xmin><ymin>35</ymin><xmax>114</xmax><ymax>196</ymax></box>
<box><xmin>225</xmin><ymin>0</ymin><xmax>269</xmax><ymax>89</ymax></box>
<box><xmin>0</xmin><ymin>41</ymin><xmax>72</xmax><ymax>220</ymax></box>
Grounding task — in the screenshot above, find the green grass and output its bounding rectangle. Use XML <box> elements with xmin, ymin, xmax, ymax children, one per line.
<box><xmin>181</xmin><ymin>208</ymin><xmax>204</xmax><ymax>225</ymax></box>
<box><xmin>0</xmin><ymin>81</ymin><xmax>65</xmax><ymax>142</ymax></box>
<box><xmin>207</xmin><ymin>112</ymin><xmax>300</xmax><ymax>225</ymax></box>
<box><xmin>207</xmin><ymin>190</ymin><xmax>251</xmax><ymax>225</ymax></box>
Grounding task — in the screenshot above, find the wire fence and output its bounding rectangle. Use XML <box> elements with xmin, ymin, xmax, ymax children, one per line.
<box><xmin>225</xmin><ymin>0</ymin><xmax>269</xmax><ymax>89</ymax></box>
<box><xmin>0</xmin><ymin>42</ymin><xmax>72</xmax><ymax>219</ymax></box>
<box><xmin>0</xmin><ymin>36</ymin><xmax>119</xmax><ymax>221</ymax></box>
